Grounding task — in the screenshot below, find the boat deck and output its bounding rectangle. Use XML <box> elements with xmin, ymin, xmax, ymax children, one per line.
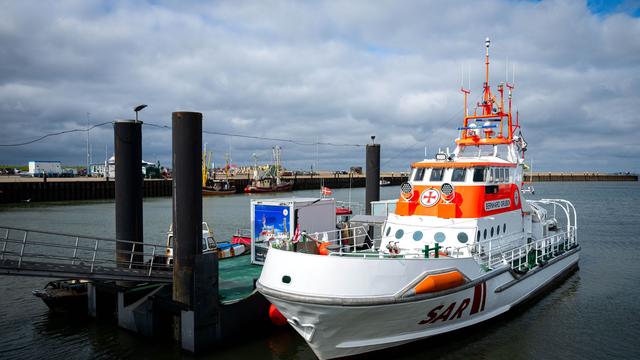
<box><xmin>219</xmin><ymin>255</ymin><xmax>263</xmax><ymax>302</ymax></box>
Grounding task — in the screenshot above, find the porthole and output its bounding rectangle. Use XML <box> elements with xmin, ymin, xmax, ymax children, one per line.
<box><xmin>491</xmin><ymin>227</ymin><xmax>494</xmax><ymax>237</ymax></box>
<box><xmin>434</xmin><ymin>232</ymin><xmax>446</xmax><ymax>243</ymax></box>
<box><xmin>413</xmin><ymin>231</ymin><xmax>423</xmax><ymax>241</ymax></box>
<box><xmin>477</xmin><ymin>230</ymin><xmax>481</xmax><ymax>241</ymax></box>
<box><xmin>385</xmin><ymin>226</ymin><xmax>391</xmax><ymax>237</ymax></box>
<box><xmin>497</xmin><ymin>226</ymin><xmax>500</xmax><ymax>235</ymax></box>
<box><xmin>282</xmin><ymin>275</ymin><xmax>291</xmax><ymax>284</ymax></box>
<box><xmin>395</xmin><ymin>229</ymin><xmax>404</xmax><ymax>239</ymax></box>
<box><xmin>483</xmin><ymin>229</ymin><xmax>487</xmax><ymax>239</ymax></box>
<box><xmin>503</xmin><ymin>224</ymin><xmax>507</xmax><ymax>233</ymax></box>
<box><xmin>457</xmin><ymin>232</ymin><xmax>469</xmax><ymax>243</ymax></box>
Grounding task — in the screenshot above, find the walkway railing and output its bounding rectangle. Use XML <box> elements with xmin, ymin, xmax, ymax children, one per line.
<box><xmin>0</xmin><ymin>225</ymin><xmax>172</xmax><ymax>281</ymax></box>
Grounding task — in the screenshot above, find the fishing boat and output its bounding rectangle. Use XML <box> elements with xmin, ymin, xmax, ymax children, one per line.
<box><xmin>231</xmin><ymin>228</ymin><xmax>252</xmax><ymax>247</ymax></box>
<box><xmin>379</xmin><ymin>179</ymin><xmax>391</xmax><ymax>186</ymax></box>
<box><xmin>257</xmin><ymin>38</ymin><xmax>580</xmax><ymax>359</ymax></box>
<box><xmin>244</xmin><ymin>146</ymin><xmax>293</xmax><ymax>193</ymax></box>
<box><xmin>202</xmin><ymin>179</ymin><xmax>236</xmax><ymax>196</ymax></box>
<box><xmin>202</xmin><ymin>148</ymin><xmax>237</xmax><ymax>196</ymax></box>
<box><xmin>32</xmin><ymin>279</ymin><xmax>89</xmax><ymax>313</ymax></box>
<box><xmin>165</xmin><ymin>222</ymin><xmax>247</xmax><ymax>263</ymax></box>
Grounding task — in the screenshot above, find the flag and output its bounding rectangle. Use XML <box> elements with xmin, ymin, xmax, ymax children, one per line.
<box><xmin>292</xmin><ymin>223</ymin><xmax>301</xmax><ymax>243</ymax></box>
<box><xmin>321</xmin><ymin>186</ymin><xmax>332</xmax><ymax>196</ymax></box>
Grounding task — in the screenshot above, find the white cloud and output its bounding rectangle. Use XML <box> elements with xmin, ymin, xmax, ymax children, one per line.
<box><xmin>0</xmin><ymin>0</ymin><xmax>638</xmax><ymax>173</ymax></box>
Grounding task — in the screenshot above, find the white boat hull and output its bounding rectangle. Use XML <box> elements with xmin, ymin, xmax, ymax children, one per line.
<box><xmin>258</xmin><ymin>249</ymin><xmax>579</xmax><ymax>359</ymax></box>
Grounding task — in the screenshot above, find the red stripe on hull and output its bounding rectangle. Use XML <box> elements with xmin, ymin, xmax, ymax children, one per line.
<box><xmin>470</xmin><ymin>283</ymin><xmax>483</xmax><ymax>314</ymax></box>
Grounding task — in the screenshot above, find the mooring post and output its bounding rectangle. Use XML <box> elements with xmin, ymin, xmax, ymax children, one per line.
<box><xmin>172</xmin><ymin>111</ymin><xmax>219</xmax><ymax>353</ymax></box>
<box><xmin>365</xmin><ymin>140</ymin><xmax>380</xmax><ymax>215</ymax></box>
<box><xmin>114</xmin><ymin>120</ymin><xmax>143</xmax><ymax>267</ymax></box>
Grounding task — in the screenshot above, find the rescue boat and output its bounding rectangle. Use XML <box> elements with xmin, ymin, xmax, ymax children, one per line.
<box><xmin>257</xmin><ymin>38</ymin><xmax>580</xmax><ymax>359</ymax></box>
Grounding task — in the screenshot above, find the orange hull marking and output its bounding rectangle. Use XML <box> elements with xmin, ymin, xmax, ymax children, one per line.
<box><xmin>395</xmin><ymin>184</ymin><xmax>521</xmax><ymax>218</ymax></box>
<box><xmin>414</xmin><ymin>271</ymin><xmax>466</xmax><ymax>294</ymax></box>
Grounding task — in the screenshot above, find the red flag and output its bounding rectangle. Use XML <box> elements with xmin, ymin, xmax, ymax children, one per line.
<box><xmin>292</xmin><ymin>223</ymin><xmax>301</xmax><ymax>243</ymax></box>
<box><xmin>321</xmin><ymin>186</ymin><xmax>332</xmax><ymax>196</ymax></box>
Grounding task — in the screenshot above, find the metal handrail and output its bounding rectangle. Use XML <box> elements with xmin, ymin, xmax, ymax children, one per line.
<box><xmin>0</xmin><ymin>225</ymin><xmax>172</xmax><ymax>277</ymax></box>
<box><xmin>305</xmin><ymin>226</ymin><xmax>375</xmax><ymax>253</ymax></box>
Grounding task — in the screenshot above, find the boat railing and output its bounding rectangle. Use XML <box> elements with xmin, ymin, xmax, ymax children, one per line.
<box><xmin>527</xmin><ymin>199</ymin><xmax>578</xmax><ymax>232</ymax></box>
<box><xmin>316</xmin><ymin>224</ymin><xmax>578</xmax><ymax>267</ymax></box>
<box><xmin>0</xmin><ymin>225</ymin><xmax>172</xmax><ymax>277</ymax></box>
<box><xmin>472</xmin><ymin>226</ymin><xmax>578</xmax><ymax>271</ymax></box>
<box><xmin>304</xmin><ymin>226</ymin><xmax>375</xmax><ymax>253</ymax></box>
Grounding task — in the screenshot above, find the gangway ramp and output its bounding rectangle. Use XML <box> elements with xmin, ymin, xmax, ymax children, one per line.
<box><xmin>0</xmin><ymin>225</ymin><xmax>173</xmax><ymax>283</ymax></box>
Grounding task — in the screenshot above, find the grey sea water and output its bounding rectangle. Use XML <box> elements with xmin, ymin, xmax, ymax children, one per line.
<box><xmin>0</xmin><ymin>182</ymin><xmax>638</xmax><ymax>359</ymax></box>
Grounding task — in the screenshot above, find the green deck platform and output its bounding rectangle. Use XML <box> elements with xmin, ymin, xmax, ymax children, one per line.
<box><xmin>218</xmin><ymin>255</ymin><xmax>263</xmax><ymax>302</ymax></box>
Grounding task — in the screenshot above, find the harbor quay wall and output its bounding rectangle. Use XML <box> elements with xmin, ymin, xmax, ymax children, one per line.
<box><xmin>528</xmin><ymin>173</ymin><xmax>638</xmax><ymax>182</ymax></box>
<box><xmin>0</xmin><ymin>173</ymin><xmax>636</xmax><ymax>204</ymax></box>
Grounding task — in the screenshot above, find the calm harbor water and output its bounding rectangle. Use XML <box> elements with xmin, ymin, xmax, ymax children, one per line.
<box><xmin>0</xmin><ymin>182</ymin><xmax>639</xmax><ymax>359</ymax></box>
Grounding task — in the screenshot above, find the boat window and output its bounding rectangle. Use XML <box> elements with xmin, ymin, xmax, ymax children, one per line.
<box><xmin>207</xmin><ymin>237</ymin><xmax>216</xmax><ymax>248</ymax></box>
<box><xmin>413</xmin><ymin>168</ymin><xmax>426</xmax><ymax>181</ymax></box>
<box><xmin>479</xmin><ymin>145</ymin><xmax>494</xmax><ymax>156</ymax></box>
<box><xmin>434</xmin><ymin>232</ymin><xmax>446</xmax><ymax>242</ymax></box>
<box><xmin>457</xmin><ymin>232</ymin><xmax>468</xmax><ymax>243</ymax></box>
<box><xmin>385</xmin><ymin>226</ymin><xmax>391</xmax><ymax>237</ymax></box>
<box><xmin>473</xmin><ymin>167</ymin><xmax>486</xmax><ymax>182</ymax></box>
<box><xmin>483</xmin><ymin>229</ymin><xmax>487</xmax><ymax>239</ymax></box>
<box><xmin>457</xmin><ymin>145</ymin><xmax>482</xmax><ymax>158</ymax></box>
<box><xmin>451</xmin><ymin>168</ymin><xmax>466</xmax><ymax>182</ymax></box>
<box><xmin>497</xmin><ymin>169</ymin><xmax>504</xmax><ymax>183</ymax></box>
<box><xmin>168</xmin><ymin>235</ymin><xmax>174</xmax><ymax>248</ymax></box>
<box><xmin>503</xmin><ymin>224</ymin><xmax>507</xmax><ymax>233</ymax></box>
<box><xmin>430</xmin><ymin>168</ymin><xmax>444</xmax><ymax>181</ymax></box>
<box><xmin>395</xmin><ymin>229</ymin><xmax>404</xmax><ymax>239</ymax></box>
<box><xmin>477</xmin><ymin>230</ymin><xmax>481</xmax><ymax>241</ymax></box>
<box><xmin>505</xmin><ymin>169</ymin><xmax>510</xmax><ymax>182</ymax></box>
<box><xmin>497</xmin><ymin>225</ymin><xmax>501</xmax><ymax>235</ymax></box>
<box><xmin>490</xmin><ymin>227</ymin><xmax>494</xmax><ymax>237</ymax></box>
<box><xmin>413</xmin><ymin>231</ymin><xmax>423</xmax><ymax>241</ymax></box>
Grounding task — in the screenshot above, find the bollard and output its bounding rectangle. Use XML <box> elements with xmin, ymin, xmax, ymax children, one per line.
<box><xmin>365</xmin><ymin>142</ymin><xmax>380</xmax><ymax>215</ymax></box>
<box><xmin>114</xmin><ymin>120</ymin><xmax>143</xmax><ymax>267</ymax></box>
<box><xmin>171</xmin><ymin>111</ymin><xmax>219</xmax><ymax>353</ymax></box>
<box><xmin>171</xmin><ymin>112</ymin><xmax>203</xmax><ymax>307</ymax></box>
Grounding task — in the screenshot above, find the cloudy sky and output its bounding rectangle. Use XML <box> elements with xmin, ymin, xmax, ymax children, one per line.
<box><xmin>1</xmin><ymin>0</ymin><xmax>638</xmax><ymax>173</ymax></box>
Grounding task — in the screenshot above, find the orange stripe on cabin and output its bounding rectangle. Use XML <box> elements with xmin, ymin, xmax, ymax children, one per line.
<box><xmin>414</xmin><ymin>271</ymin><xmax>466</xmax><ymax>294</ymax></box>
<box><xmin>411</xmin><ymin>162</ymin><xmax>517</xmax><ymax>169</ymax></box>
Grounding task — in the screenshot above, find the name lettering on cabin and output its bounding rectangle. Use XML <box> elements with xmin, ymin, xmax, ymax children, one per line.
<box><xmin>484</xmin><ymin>199</ymin><xmax>511</xmax><ymax>211</ymax></box>
<box><xmin>418</xmin><ymin>282</ymin><xmax>487</xmax><ymax>325</ymax></box>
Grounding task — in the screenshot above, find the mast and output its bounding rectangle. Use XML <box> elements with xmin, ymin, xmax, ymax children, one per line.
<box><xmin>482</xmin><ymin>37</ymin><xmax>492</xmax><ymax>116</ymax></box>
<box><xmin>224</xmin><ymin>152</ymin><xmax>230</xmax><ymax>180</ymax></box>
<box><xmin>458</xmin><ymin>38</ymin><xmax>515</xmax><ymax>145</ymax></box>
